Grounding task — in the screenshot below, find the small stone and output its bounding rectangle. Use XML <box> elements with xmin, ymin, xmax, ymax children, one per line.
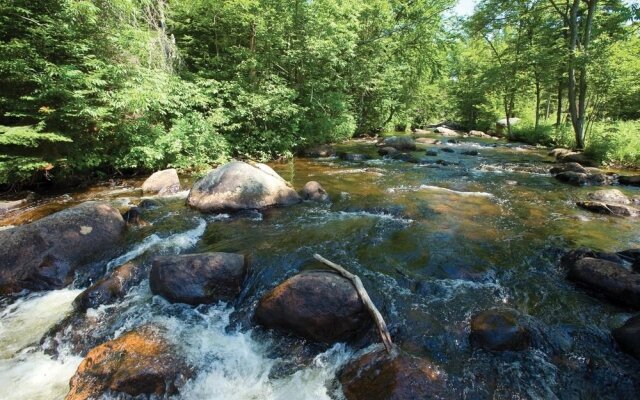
<box><xmin>301</xmin><ymin>181</ymin><xmax>330</xmax><ymax>202</ymax></box>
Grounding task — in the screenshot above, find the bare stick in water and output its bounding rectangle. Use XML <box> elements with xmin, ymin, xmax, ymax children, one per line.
<box><xmin>313</xmin><ymin>253</ymin><xmax>395</xmax><ymax>354</ymax></box>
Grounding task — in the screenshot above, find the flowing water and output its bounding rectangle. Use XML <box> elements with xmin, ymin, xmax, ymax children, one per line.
<box><xmin>1</xmin><ymin>135</ymin><xmax>640</xmax><ymax>399</ymax></box>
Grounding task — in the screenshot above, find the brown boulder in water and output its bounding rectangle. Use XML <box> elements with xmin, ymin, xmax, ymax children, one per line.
<box><xmin>301</xmin><ymin>181</ymin><xmax>330</xmax><ymax>202</ymax></box>
<box><xmin>65</xmin><ymin>325</ymin><xmax>191</xmax><ymax>400</ymax></box>
<box><xmin>339</xmin><ymin>348</ymin><xmax>447</xmax><ymax>400</ymax></box>
<box><xmin>470</xmin><ymin>308</ymin><xmax>531</xmax><ymax>351</ymax></box>
<box><xmin>141</xmin><ymin>168</ymin><xmax>181</xmax><ymax>195</ymax></box>
<box><xmin>0</xmin><ymin>202</ymin><xmax>125</xmax><ymax>294</ymax></box>
<box><xmin>566</xmin><ymin>257</ymin><xmax>640</xmax><ymax>308</ymax></box>
<box><xmin>73</xmin><ymin>262</ymin><xmax>143</xmax><ymax>311</ymax></box>
<box><xmin>254</xmin><ymin>270</ymin><xmax>372</xmax><ymax>343</ymax></box>
<box><xmin>187</xmin><ymin>161</ymin><xmax>301</xmax><ymax>212</ymax></box>
<box><xmin>150</xmin><ymin>252</ymin><xmax>247</xmax><ymax>305</ymax></box>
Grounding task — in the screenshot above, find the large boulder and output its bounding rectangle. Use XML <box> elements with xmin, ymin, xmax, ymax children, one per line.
<box><xmin>301</xmin><ymin>181</ymin><xmax>330</xmax><ymax>202</ymax></box>
<box><xmin>434</xmin><ymin>126</ymin><xmax>460</xmax><ymax>137</ymax></box>
<box><xmin>550</xmin><ymin>162</ymin><xmax>588</xmax><ymax>175</ymax></box>
<box><xmin>73</xmin><ymin>262</ymin><xmax>143</xmax><ymax>312</ymax></box>
<box><xmin>558</xmin><ymin>152</ymin><xmax>598</xmax><ymax>167</ymax></box>
<box><xmin>587</xmin><ymin>189</ymin><xmax>631</xmax><ymax>205</ymax></box>
<box><xmin>555</xmin><ymin>171</ymin><xmax>609</xmax><ymax>186</ymax></box>
<box><xmin>612</xmin><ymin>315</ymin><xmax>640</xmax><ymax>359</ymax></box>
<box><xmin>469</xmin><ymin>309</ymin><xmax>531</xmax><ymax>351</ymax></box>
<box><xmin>339</xmin><ymin>348</ymin><xmax>446</xmax><ymax>400</ymax></box>
<box><xmin>381</xmin><ymin>136</ymin><xmax>417</xmax><ymax>151</ymax></box>
<box><xmin>141</xmin><ymin>168</ymin><xmax>181</xmax><ymax>195</ymax></box>
<box><xmin>566</xmin><ymin>257</ymin><xmax>640</xmax><ymax>308</ymax></box>
<box><xmin>65</xmin><ymin>325</ymin><xmax>191</xmax><ymax>400</ymax></box>
<box><xmin>415</xmin><ymin>137</ymin><xmax>440</xmax><ymax>145</ymax></box>
<box><xmin>186</xmin><ymin>161</ymin><xmax>301</xmax><ymax>212</ymax></box>
<box><xmin>0</xmin><ymin>202</ymin><xmax>125</xmax><ymax>294</ymax></box>
<box><xmin>254</xmin><ymin>271</ymin><xmax>372</xmax><ymax>343</ymax></box>
<box><xmin>150</xmin><ymin>253</ymin><xmax>247</xmax><ymax>305</ymax></box>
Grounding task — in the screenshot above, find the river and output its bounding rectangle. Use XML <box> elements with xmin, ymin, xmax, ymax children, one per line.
<box><xmin>1</xmin><ymin>134</ymin><xmax>639</xmax><ymax>399</ymax></box>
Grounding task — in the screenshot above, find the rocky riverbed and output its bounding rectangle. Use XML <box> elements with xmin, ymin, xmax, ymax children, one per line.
<box><xmin>1</xmin><ymin>132</ymin><xmax>640</xmax><ymax>399</ymax></box>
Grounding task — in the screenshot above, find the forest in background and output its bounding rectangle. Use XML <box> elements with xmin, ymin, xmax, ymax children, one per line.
<box><xmin>0</xmin><ymin>0</ymin><xmax>638</xmax><ymax>187</ymax></box>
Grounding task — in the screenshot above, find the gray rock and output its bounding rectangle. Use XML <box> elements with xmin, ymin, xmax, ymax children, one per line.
<box><xmin>567</xmin><ymin>257</ymin><xmax>640</xmax><ymax>308</ymax></box>
<box><xmin>187</xmin><ymin>161</ymin><xmax>301</xmax><ymax>212</ymax></box>
<box><xmin>141</xmin><ymin>169</ymin><xmax>180</xmax><ymax>195</ymax></box>
<box><xmin>0</xmin><ymin>202</ymin><xmax>125</xmax><ymax>294</ymax></box>
<box><xmin>434</xmin><ymin>126</ymin><xmax>460</xmax><ymax>137</ymax></box>
<box><xmin>381</xmin><ymin>136</ymin><xmax>416</xmax><ymax>151</ymax></box>
<box><xmin>150</xmin><ymin>253</ymin><xmax>247</xmax><ymax>305</ymax></box>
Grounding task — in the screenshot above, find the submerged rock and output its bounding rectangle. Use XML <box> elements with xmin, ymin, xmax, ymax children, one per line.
<box><xmin>566</xmin><ymin>257</ymin><xmax>640</xmax><ymax>308</ymax></box>
<box><xmin>381</xmin><ymin>136</ymin><xmax>416</xmax><ymax>151</ymax></box>
<box><xmin>461</xmin><ymin>150</ymin><xmax>479</xmax><ymax>156</ymax></box>
<box><xmin>425</xmin><ymin>150</ymin><xmax>439</xmax><ymax>156</ymax></box>
<box><xmin>187</xmin><ymin>161</ymin><xmax>301</xmax><ymax>212</ymax></box>
<box><xmin>378</xmin><ymin>146</ymin><xmax>399</xmax><ymax>156</ymax></box>
<box><xmin>141</xmin><ymin>168</ymin><xmax>180</xmax><ymax>195</ymax></box>
<box><xmin>73</xmin><ymin>262</ymin><xmax>143</xmax><ymax>311</ymax></box>
<box><xmin>338</xmin><ymin>153</ymin><xmax>371</xmax><ymax>162</ymax></box>
<box><xmin>415</xmin><ymin>137</ymin><xmax>440</xmax><ymax>145</ymax></box>
<box><xmin>65</xmin><ymin>325</ymin><xmax>191</xmax><ymax>400</ymax></box>
<box><xmin>0</xmin><ymin>202</ymin><xmax>125</xmax><ymax>294</ymax></box>
<box><xmin>339</xmin><ymin>348</ymin><xmax>446</xmax><ymax>400</ymax></box>
<box><xmin>303</xmin><ymin>144</ymin><xmax>335</xmax><ymax>158</ymax></box>
<box><xmin>138</xmin><ymin>198</ymin><xmax>162</xmax><ymax>209</ymax></box>
<box><xmin>441</xmin><ymin>147</ymin><xmax>455</xmax><ymax>153</ymax></box>
<box><xmin>254</xmin><ymin>270</ymin><xmax>372</xmax><ymax>343</ymax></box>
<box><xmin>301</xmin><ymin>181</ymin><xmax>330</xmax><ymax>202</ymax></box>
<box><xmin>150</xmin><ymin>252</ymin><xmax>247</xmax><ymax>305</ymax></box>
<box><xmin>612</xmin><ymin>315</ymin><xmax>640</xmax><ymax>359</ymax></box>
<box><xmin>470</xmin><ymin>308</ymin><xmax>531</xmax><ymax>351</ymax></box>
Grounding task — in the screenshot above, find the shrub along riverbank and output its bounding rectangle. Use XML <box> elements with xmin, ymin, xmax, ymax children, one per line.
<box><xmin>1</xmin><ymin>0</ymin><xmax>639</xmax><ymax>188</ymax></box>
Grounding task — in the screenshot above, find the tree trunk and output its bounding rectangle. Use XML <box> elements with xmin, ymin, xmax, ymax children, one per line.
<box><xmin>534</xmin><ymin>75</ymin><xmax>541</xmax><ymax>133</ymax></box>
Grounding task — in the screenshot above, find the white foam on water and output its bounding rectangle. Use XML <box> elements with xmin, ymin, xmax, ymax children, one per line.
<box><xmin>0</xmin><ymin>288</ymin><xmax>83</xmax><ymax>400</ymax></box>
<box><xmin>106</xmin><ymin>218</ymin><xmax>207</xmax><ymax>269</ymax></box>
<box><xmin>149</xmin><ymin>306</ymin><xmax>352</xmax><ymax>400</ymax></box>
<box><xmin>0</xmin><ymin>288</ymin><xmax>82</xmax><ymax>359</ymax></box>
<box><xmin>419</xmin><ymin>185</ymin><xmax>495</xmax><ymax>198</ymax></box>
<box><xmin>0</xmin><ymin>350</ymin><xmax>82</xmax><ymax>400</ymax></box>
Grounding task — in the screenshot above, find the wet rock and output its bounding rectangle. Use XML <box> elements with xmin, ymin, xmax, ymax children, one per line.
<box><xmin>550</xmin><ymin>162</ymin><xmax>588</xmax><ymax>175</ymax></box>
<box><xmin>555</xmin><ymin>171</ymin><xmax>609</xmax><ymax>186</ymax></box>
<box><xmin>141</xmin><ymin>168</ymin><xmax>180</xmax><ymax>195</ymax></box>
<box><xmin>558</xmin><ymin>152</ymin><xmax>598</xmax><ymax>167</ymax></box>
<box><xmin>505</xmin><ymin>180</ymin><xmax>518</xmax><ymax>186</ymax></box>
<box><xmin>415</xmin><ymin>137</ymin><xmax>440</xmax><ymax>145</ymax></box>
<box><xmin>413</xmin><ymin>128</ymin><xmax>431</xmax><ymax>136</ymax></box>
<box><xmin>150</xmin><ymin>252</ymin><xmax>247</xmax><ymax>305</ymax></box>
<box><xmin>560</xmin><ymin>248</ymin><xmax>623</xmax><ymax>270</ymax></box>
<box><xmin>338</xmin><ymin>153</ymin><xmax>371</xmax><ymax>162</ymax></box>
<box><xmin>0</xmin><ymin>193</ymin><xmax>34</xmax><ymax>215</ymax></box>
<box><xmin>65</xmin><ymin>325</ymin><xmax>191</xmax><ymax>400</ymax></box>
<box><xmin>448</xmin><ymin>139</ymin><xmax>461</xmax><ymax>144</ymax></box>
<box><xmin>339</xmin><ymin>348</ymin><xmax>446</xmax><ymax>400</ymax></box>
<box><xmin>425</xmin><ymin>150</ymin><xmax>438</xmax><ymax>156</ymax></box>
<box><xmin>254</xmin><ymin>270</ymin><xmax>372</xmax><ymax>343</ymax></box>
<box><xmin>187</xmin><ymin>161</ymin><xmax>301</xmax><ymax>212</ymax></box>
<box><xmin>390</xmin><ymin>153</ymin><xmax>420</xmax><ymax>164</ymax></box>
<box><xmin>434</xmin><ymin>126</ymin><xmax>460</xmax><ymax>137</ymax></box>
<box><xmin>121</xmin><ymin>207</ymin><xmax>149</xmax><ymax>227</ymax></box>
<box><xmin>381</xmin><ymin>136</ymin><xmax>416</xmax><ymax>151</ymax></box>
<box><xmin>0</xmin><ymin>202</ymin><xmax>125</xmax><ymax>294</ymax></box>
<box><xmin>301</xmin><ymin>181</ymin><xmax>330</xmax><ymax>202</ymax></box>
<box><xmin>441</xmin><ymin>148</ymin><xmax>455</xmax><ymax>153</ymax></box>
<box><xmin>577</xmin><ymin>201</ymin><xmax>640</xmax><ymax>217</ymax></box>
<box><xmin>73</xmin><ymin>262</ymin><xmax>143</xmax><ymax>311</ymax></box>
<box><xmin>619</xmin><ymin>176</ymin><xmax>640</xmax><ymax>186</ymax></box>
<box><xmin>612</xmin><ymin>315</ymin><xmax>640</xmax><ymax>359</ymax></box>
<box><xmin>566</xmin><ymin>257</ymin><xmax>640</xmax><ymax>308</ymax></box>
<box><xmin>303</xmin><ymin>144</ymin><xmax>335</xmax><ymax>158</ymax></box>
<box><xmin>138</xmin><ymin>198</ymin><xmax>161</xmax><ymax>209</ymax></box>
<box><xmin>587</xmin><ymin>189</ymin><xmax>631</xmax><ymax>205</ymax></box>
<box><xmin>462</xmin><ymin>150</ymin><xmax>479</xmax><ymax>156</ymax></box>
<box><xmin>470</xmin><ymin>308</ymin><xmax>531</xmax><ymax>351</ymax></box>
<box><xmin>378</xmin><ymin>146</ymin><xmax>399</xmax><ymax>156</ymax></box>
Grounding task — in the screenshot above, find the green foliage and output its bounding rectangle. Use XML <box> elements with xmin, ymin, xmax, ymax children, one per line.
<box><xmin>585</xmin><ymin>121</ymin><xmax>640</xmax><ymax>166</ymax></box>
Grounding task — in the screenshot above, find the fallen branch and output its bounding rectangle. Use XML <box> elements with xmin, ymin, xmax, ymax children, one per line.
<box><xmin>313</xmin><ymin>253</ymin><xmax>395</xmax><ymax>354</ymax></box>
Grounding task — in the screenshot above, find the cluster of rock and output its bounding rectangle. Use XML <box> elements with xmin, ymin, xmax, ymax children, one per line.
<box><xmin>561</xmin><ymin>248</ymin><xmax>640</xmax><ymax>359</ymax></box>
<box><xmin>577</xmin><ymin>189</ymin><xmax>640</xmax><ymax>217</ymax></box>
<box><xmin>549</xmin><ymin>162</ymin><xmax>611</xmax><ymax>186</ymax></box>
